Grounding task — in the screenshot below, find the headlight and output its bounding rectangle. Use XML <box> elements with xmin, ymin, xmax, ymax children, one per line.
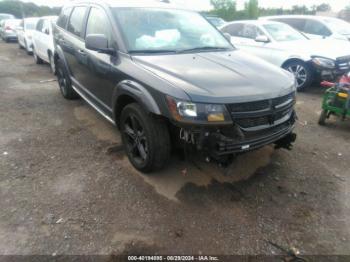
<box><xmin>312</xmin><ymin>57</ymin><xmax>335</xmax><ymax>69</ymax></box>
<box><xmin>166</xmin><ymin>96</ymin><xmax>232</xmax><ymax>124</ymax></box>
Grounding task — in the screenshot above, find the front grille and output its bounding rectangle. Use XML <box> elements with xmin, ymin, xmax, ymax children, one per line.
<box><xmin>273</xmin><ymin>93</ymin><xmax>294</xmax><ymax>107</ymax></box>
<box><xmin>228</xmin><ymin>93</ymin><xmax>295</xmax><ymax>130</ymax></box>
<box><xmin>236</xmin><ymin>116</ymin><xmax>269</xmax><ymax>128</ymax></box>
<box><xmin>228</xmin><ymin>100</ymin><xmax>269</xmax><ymax>112</ymax></box>
<box><xmin>336</xmin><ymin>56</ymin><xmax>350</xmax><ymax>71</ymax></box>
<box><xmin>228</xmin><ymin>93</ymin><xmax>295</xmax><ymax>113</ymax></box>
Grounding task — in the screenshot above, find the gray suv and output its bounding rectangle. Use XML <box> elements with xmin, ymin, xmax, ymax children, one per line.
<box><xmin>53</xmin><ymin>0</ymin><xmax>297</xmax><ymax>173</ymax></box>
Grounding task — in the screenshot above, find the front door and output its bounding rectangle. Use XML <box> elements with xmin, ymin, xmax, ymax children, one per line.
<box><xmin>79</xmin><ymin>7</ymin><xmax>118</xmax><ymax>113</ymax></box>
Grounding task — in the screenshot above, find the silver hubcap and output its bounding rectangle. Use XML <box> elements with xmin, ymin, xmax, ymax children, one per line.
<box><xmin>287</xmin><ymin>64</ymin><xmax>307</xmax><ymax>88</ymax></box>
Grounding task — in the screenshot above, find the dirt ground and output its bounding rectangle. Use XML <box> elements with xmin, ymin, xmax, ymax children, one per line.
<box><xmin>0</xmin><ymin>40</ymin><xmax>349</xmax><ymax>258</ymax></box>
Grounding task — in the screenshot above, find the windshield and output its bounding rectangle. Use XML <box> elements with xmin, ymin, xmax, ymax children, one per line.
<box><xmin>323</xmin><ymin>18</ymin><xmax>350</xmax><ymax>35</ymax></box>
<box><xmin>112</xmin><ymin>8</ymin><xmax>232</xmax><ymax>53</ymax></box>
<box><xmin>263</xmin><ymin>23</ymin><xmax>307</xmax><ymax>42</ymax></box>
<box><xmin>207</xmin><ymin>17</ymin><xmax>226</xmax><ymax>27</ymax></box>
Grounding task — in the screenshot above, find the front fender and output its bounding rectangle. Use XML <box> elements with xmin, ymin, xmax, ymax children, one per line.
<box><xmin>113</xmin><ymin>80</ymin><xmax>162</xmax><ymax>118</ymax></box>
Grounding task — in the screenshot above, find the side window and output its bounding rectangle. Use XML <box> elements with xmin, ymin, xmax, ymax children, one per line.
<box><xmin>57</xmin><ymin>7</ymin><xmax>72</xmax><ymax>29</ymax></box>
<box><xmin>67</xmin><ymin>6</ymin><xmax>88</xmax><ymax>38</ymax></box>
<box><xmin>36</xmin><ymin>19</ymin><xmax>44</xmax><ymax>31</ymax></box>
<box><xmin>274</xmin><ymin>18</ymin><xmax>305</xmax><ymax>31</ymax></box>
<box><xmin>303</xmin><ymin>20</ymin><xmax>331</xmax><ymax>36</ymax></box>
<box><xmin>287</xmin><ymin>19</ymin><xmax>306</xmax><ymax>31</ymax></box>
<box><xmin>42</xmin><ymin>20</ymin><xmax>50</xmax><ymax>35</ymax></box>
<box><xmin>222</xmin><ymin>23</ymin><xmax>244</xmax><ymax>37</ymax></box>
<box><xmin>241</xmin><ymin>24</ymin><xmax>260</xmax><ymax>39</ymax></box>
<box><xmin>85</xmin><ymin>7</ymin><xmax>112</xmax><ymax>44</ymax></box>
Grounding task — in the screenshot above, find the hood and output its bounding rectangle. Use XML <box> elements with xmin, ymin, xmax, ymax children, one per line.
<box><xmin>275</xmin><ymin>39</ymin><xmax>350</xmax><ymax>60</ymax></box>
<box><xmin>132</xmin><ymin>50</ymin><xmax>295</xmax><ymax>104</ymax></box>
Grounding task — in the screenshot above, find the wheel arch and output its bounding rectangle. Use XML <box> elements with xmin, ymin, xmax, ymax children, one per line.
<box><xmin>47</xmin><ymin>49</ymin><xmax>53</xmax><ymax>58</ymax></box>
<box><xmin>281</xmin><ymin>58</ymin><xmax>309</xmax><ymax>69</ymax></box>
<box><xmin>113</xmin><ymin>80</ymin><xmax>163</xmax><ymax>127</ymax></box>
<box><xmin>54</xmin><ymin>46</ymin><xmax>71</xmax><ymax>76</ymax></box>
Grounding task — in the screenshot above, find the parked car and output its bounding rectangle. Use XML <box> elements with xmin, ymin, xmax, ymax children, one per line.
<box><xmin>17</xmin><ymin>17</ymin><xmax>40</xmax><ymax>54</ymax></box>
<box><xmin>220</xmin><ymin>20</ymin><xmax>350</xmax><ymax>91</ymax></box>
<box><xmin>53</xmin><ymin>0</ymin><xmax>297</xmax><ymax>172</ymax></box>
<box><xmin>32</xmin><ymin>16</ymin><xmax>58</xmax><ymax>73</ymax></box>
<box><xmin>0</xmin><ymin>13</ymin><xmax>15</xmax><ymax>23</ymax></box>
<box><xmin>0</xmin><ymin>19</ymin><xmax>21</xmax><ymax>42</ymax></box>
<box><xmin>205</xmin><ymin>15</ymin><xmax>226</xmax><ymax>28</ymax></box>
<box><xmin>261</xmin><ymin>15</ymin><xmax>350</xmax><ymax>41</ymax></box>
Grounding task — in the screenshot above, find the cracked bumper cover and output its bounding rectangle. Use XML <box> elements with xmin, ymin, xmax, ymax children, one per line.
<box><xmin>203</xmin><ymin>111</ymin><xmax>297</xmax><ymax>158</ymax></box>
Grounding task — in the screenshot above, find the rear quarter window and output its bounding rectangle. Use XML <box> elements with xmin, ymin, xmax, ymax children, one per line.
<box><xmin>303</xmin><ymin>19</ymin><xmax>331</xmax><ymax>36</ymax></box>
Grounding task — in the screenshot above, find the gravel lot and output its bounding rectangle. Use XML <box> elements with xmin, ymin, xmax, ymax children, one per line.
<box><xmin>0</xmin><ymin>40</ymin><xmax>349</xmax><ymax>258</ymax></box>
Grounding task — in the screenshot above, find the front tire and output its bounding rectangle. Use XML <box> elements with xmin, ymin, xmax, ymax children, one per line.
<box><xmin>120</xmin><ymin>103</ymin><xmax>171</xmax><ymax>173</ymax></box>
<box><xmin>56</xmin><ymin>59</ymin><xmax>79</xmax><ymax>100</ymax></box>
<box><xmin>283</xmin><ymin>61</ymin><xmax>313</xmax><ymax>91</ymax></box>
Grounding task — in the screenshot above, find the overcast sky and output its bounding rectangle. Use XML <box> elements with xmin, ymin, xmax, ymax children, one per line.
<box><xmin>19</xmin><ymin>0</ymin><xmax>350</xmax><ymax>12</ymax></box>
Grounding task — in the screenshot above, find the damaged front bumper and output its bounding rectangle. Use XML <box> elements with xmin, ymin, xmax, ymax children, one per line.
<box><xmin>204</xmin><ymin>116</ymin><xmax>296</xmax><ymax>159</ymax></box>
<box><xmin>175</xmin><ymin>92</ymin><xmax>297</xmax><ymax>162</ymax></box>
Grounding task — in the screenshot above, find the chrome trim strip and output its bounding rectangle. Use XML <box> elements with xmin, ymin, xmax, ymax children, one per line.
<box><xmin>71</xmin><ymin>85</ymin><xmax>115</xmax><ymax>125</ymax></box>
<box><xmin>275</xmin><ymin>98</ymin><xmax>294</xmax><ymax>109</ymax></box>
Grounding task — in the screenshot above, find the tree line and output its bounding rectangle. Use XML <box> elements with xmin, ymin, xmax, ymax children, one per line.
<box><xmin>208</xmin><ymin>0</ymin><xmax>332</xmax><ymax>21</ymax></box>
<box><xmin>0</xmin><ymin>0</ymin><xmax>60</xmax><ymax>18</ymax></box>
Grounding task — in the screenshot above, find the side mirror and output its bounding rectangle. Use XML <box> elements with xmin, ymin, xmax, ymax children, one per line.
<box><xmin>86</xmin><ymin>34</ymin><xmax>115</xmax><ymax>55</ymax></box>
<box><xmin>223</xmin><ymin>33</ymin><xmax>231</xmax><ymax>41</ymax></box>
<box><xmin>255</xmin><ymin>35</ymin><xmax>269</xmax><ymax>43</ymax></box>
<box><xmin>44</xmin><ymin>28</ymin><xmax>50</xmax><ymax>35</ymax></box>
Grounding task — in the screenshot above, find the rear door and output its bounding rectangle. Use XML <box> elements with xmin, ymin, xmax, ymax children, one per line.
<box><xmin>17</xmin><ymin>20</ymin><xmax>25</xmax><ymax>46</ymax></box>
<box><xmin>63</xmin><ymin>6</ymin><xmax>89</xmax><ymax>86</ymax></box>
<box><xmin>34</xmin><ymin>19</ymin><xmax>44</xmax><ymax>57</ymax></box>
<box><xmin>40</xmin><ymin>19</ymin><xmax>51</xmax><ymax>61</ymax></box>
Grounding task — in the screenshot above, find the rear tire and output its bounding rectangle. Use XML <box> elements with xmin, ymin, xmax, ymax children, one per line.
<box><xmin>25</xmin><ymin>41</ymin><xmax>32</xmax><ymax>55</ymax></box>
<box><xmin>33</xmin><ymin>48</ymin><xmax>43</xmax><ymax>64</ymax></box>
<box><xmin>56</xmin><ymin>59</ymin><xmax>79</xmax><ymax>100</ymax></box>
<box><xmin>120</xmin><ymin>103</ymin><xmax>171</xmax><ymax>173</ymax></box>
<box><xmin>283</xmin><ymin>60</ymin><xmax>313</xmax><ymax>92</ymax></box>
<box><xmin>318</xmin><ymin>109</ymin><xmax>328</xmax><ymax>125</ymax></box>
<box><xmin>49</xmin><ymin>53</ymin><xmax>55</xmax><ymax>74</ymax></box>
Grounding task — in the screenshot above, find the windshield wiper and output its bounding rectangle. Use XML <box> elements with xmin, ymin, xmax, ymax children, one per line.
<box><xmin>129</xmin><ymin>49</ymin><xmax>177</xmax><ymax>54</ymax></box>
<box><xmin>177</xmin><ymin>46</ymin><xmax>230</xmax><ymax>53</ymax></box>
